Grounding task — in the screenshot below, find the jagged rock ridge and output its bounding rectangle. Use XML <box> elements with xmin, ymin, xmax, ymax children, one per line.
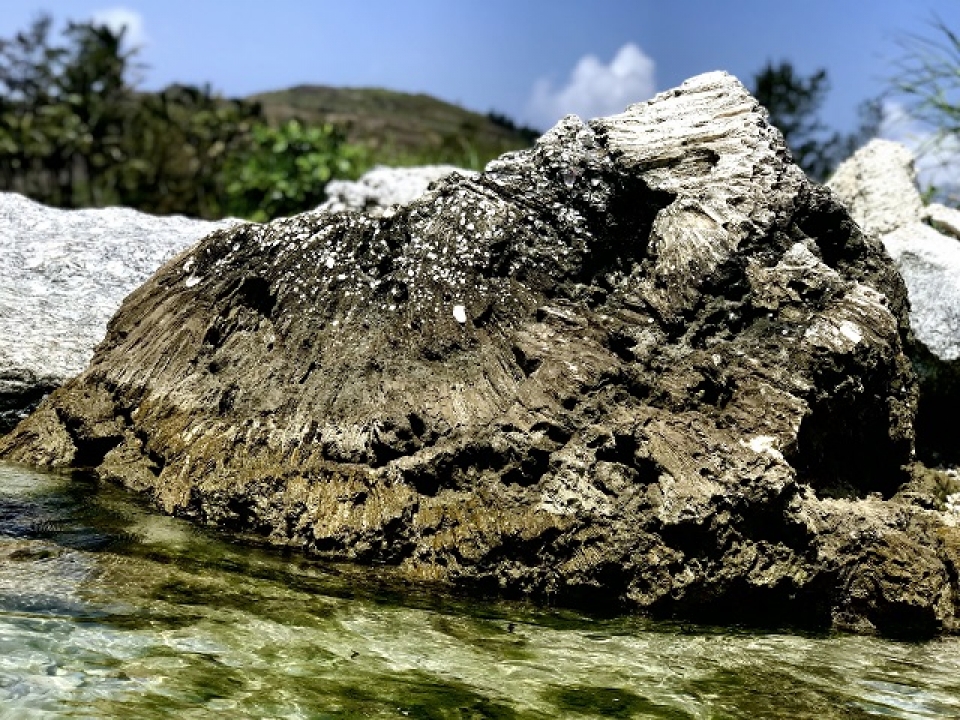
<box><xmin>3</xmin><ymin>72</ymin><xmax>958</xmax><ymax>636</ymax></box>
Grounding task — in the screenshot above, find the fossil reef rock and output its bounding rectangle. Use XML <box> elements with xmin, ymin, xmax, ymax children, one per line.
<box><xmin>0</xmin><ymin>193</ymin><xmax>236</xmax><ymax>434</ymax></box>
<box><xmin>3</xmin><ymin>73</ymin><xmax>959</xmax><ymax>636</ymax></box>
<box><xmin>829</xmin><ymin>140</ymin><xmax>960</xmax><ymax>463</ymax></box>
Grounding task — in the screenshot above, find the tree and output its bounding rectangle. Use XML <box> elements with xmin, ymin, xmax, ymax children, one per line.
<box><xmin>0</xmin><ymin>14</ymin><xmax>271</xmax><ymax>218</ymax></box>
<box><xmin>0</xmin><ymin>14</ymin><xmax>67</xmax><ymax>201</ymax></box>
<box><xmin>58</xmin><ymin>19</ymin><xmax>139</xmax><ymax>205</ymax></box>
<box><xmin>0</xmin><ymin>13</ymin><xmax>138</xmax><ymax>207</ymax></box>
<box><xmin>892</xmin><ymin>16</ymin><xmax>960</xmax><ymax>202</ymax></box>
<box><xmin>115</xmin><ymin>83</ymin><xmax>262</xmax><ymax>217</ymax></box>
<box><xmin>0</xmin><ymin>14</ymin><xmax>430</xmax><ymax>220</ymax></box>
<box><xmin>751</xmin><ymin>61</ymin><xmax>879</xmax><ymax>181</ymax></box>
<box><xmin>486</xmin><ymin>110</ymin><xmax>540</xmax><ymax>144</ymax></box>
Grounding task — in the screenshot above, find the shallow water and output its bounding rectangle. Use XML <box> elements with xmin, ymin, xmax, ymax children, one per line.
<box><xmin>1</xmin><ymin>462</ymin><xmax>959</xmax><ymax>719</ymax></box>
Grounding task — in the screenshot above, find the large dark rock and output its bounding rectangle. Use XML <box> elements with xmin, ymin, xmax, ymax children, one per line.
<box><xmin>3</xmin><ymin>73</ymin><xmax>958</xmax><ymax>636</ymax></box>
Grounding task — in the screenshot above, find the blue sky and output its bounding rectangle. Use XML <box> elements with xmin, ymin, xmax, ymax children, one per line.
<box><xmin>3</xmin><ymin>1</ymin><xmax>959</xmax><ymax>137</ymax></box>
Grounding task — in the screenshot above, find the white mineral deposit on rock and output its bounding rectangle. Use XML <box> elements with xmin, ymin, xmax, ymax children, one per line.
<box><xmin>945</xmin><ymin>491</ymin><xmax>960</xmax><ymax>527</ymax></box>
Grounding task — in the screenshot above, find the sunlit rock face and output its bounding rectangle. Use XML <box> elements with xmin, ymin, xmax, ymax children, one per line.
<box><xmin>829</xmin><ymin>139</ymin><xmax>960</xmax><ymax>463</ymax></box>
<box><xmin>4</xmin><ymin>72</ymin><xmax>958</xmax><ymax>637</ymax></box>
<box><xmin>0</xmin><ymin>193</ymin><xmax>236</xmax><ymax>433</ymax></box>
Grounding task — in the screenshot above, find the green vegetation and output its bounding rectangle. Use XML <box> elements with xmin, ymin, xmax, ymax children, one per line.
<box><xmin>0</xmin><ymin>13</ymin><xmax>536</xmax><ymax>221</ymax></box>
<box><xmin>223</xmin><ymin>119</ymin><xmax>368</xmax><ymax>222</ymax></box>
<box><xmin>0</xmin><ymin>14</ymin><xmax>138</xmax><ymax>208</ymax></box>
<box><xmin>115</xmin><ymin>83</ymin><xmax>264</xmax><ymax>218</ymax></box>
<box><xmin>892</xmin><ymin>16</ymin><xmax>960</xmax><ymax>203</ymax></box>
<box><xmin>250</xmin><ymin>84</ymin><xmax>539</xmax><ymax>171</ymax></box>
<box><xmin>0</xmin><ymin>14</ymin><xmax>269</xmax><ymax>218</ymax></box>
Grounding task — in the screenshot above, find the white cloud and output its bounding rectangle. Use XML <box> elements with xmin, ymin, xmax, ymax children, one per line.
<box><xmin>880</xmin><ymin>100</ymin><xmax>960</xmax><ymax>194</ymax></box>
<box><xmin>91</xmin><ymin>7</ymin><xmax>147</xmax><ymax>48</ymax></box>
<box><xmin>525</xmin><ymin>43</ymin><xmax>656</xmax><ymax>130</ymax></box>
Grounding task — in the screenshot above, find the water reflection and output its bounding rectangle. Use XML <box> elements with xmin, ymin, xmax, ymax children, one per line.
<box><xmin>1</xmin><ymin>461</ymin><xmax>959</xmax><ymax>719</ymax></box>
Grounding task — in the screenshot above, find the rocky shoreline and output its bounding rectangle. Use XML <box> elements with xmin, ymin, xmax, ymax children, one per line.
<box><xmin>2</xmin><ymin>72</ymin><xmax>959</xmax><ymax>637</ymax></box>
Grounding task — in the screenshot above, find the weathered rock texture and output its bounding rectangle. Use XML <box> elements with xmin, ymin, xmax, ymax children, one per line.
<box><xmin>317</xmin><ymin>165</ymin><xmax>476</xmax><ymax>217</ymax></box>
<box><xmin>0</xmin><ymin>193</ymin><xmax>236</xmax><ymax>433</ymax></box>
<box><xmin>3</xmin><ymin>73</ymin><xmax>959</xmax><ymax>636</ymax></box>
<box><xmin>829</xmin><ymin>139</ymin><xmax>960</xmax><ymax>462</ymax></box>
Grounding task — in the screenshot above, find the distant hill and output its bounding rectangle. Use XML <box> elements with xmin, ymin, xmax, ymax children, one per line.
<box><xmin>250</xmin><ymin>85</ymin><xmax>540</xmax><ymax>167</ymax></box>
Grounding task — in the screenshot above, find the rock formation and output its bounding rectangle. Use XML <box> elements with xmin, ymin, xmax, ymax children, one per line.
<box><xmin>317</xmin><ymin>165</ymin><xmax>476</xmax><ymax>217</ymax></box>
<box><xmin>829</xmin><ymin>140</ymin><xmax>960</xmax><ymax>462</ymax></box>
<box><xmin>3</xmin><ymin>73</ymin><xmax>958</xmax><ymax>636</ymax></box>
<box><xmin>0</xmin><ymin>193</ymin><xmax>236</xmax><ymax>433</ymax></box>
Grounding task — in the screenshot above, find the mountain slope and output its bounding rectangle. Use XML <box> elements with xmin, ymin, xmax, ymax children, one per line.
<box><xmin>250</xmin><ymin>85</ymin><xmax>538</xmax><ymax>162</ymax></box>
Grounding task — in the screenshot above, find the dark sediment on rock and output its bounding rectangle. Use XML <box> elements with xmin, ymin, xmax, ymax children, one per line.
<box><xmin>3</xmin><ymin>72</ymin><xmax>959</xmax><ymax>636</ymax></box>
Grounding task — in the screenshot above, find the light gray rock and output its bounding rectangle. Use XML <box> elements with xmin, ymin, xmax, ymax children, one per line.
<box><xmin>0</xmin><ymin>193</ymin><xmax>236</xmax><ymax>431</ymax></box>
<box><xmin>884</xmin><ymin>222</ymin><xmax>960</xmax><ymax>361</ymax></box>
<box><xmin>827</xmin><ymin>139</ymin><xmax>925</xmax><ymax>237</ymax></box>
<box><xmin>317</xmin><ymin>165</ymin><xmax>476</xmax><ymax>217</ymax></box>
<box><xmin>923</xmin><ymin>203</ymin><xmax>960</xmax><ymax>241</ymax></box>
<box><xmin>829</xmin><ymin>140</ymin><xmax>960</xmax><ymax>462</ymax></box>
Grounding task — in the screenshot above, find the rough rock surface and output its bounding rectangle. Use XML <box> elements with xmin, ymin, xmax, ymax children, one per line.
<box><xmin>317</xmin><ymin>165</ymin><xmax>476</xmax><ymax>217</ymax></box>
<box><xmin>0</xmin><ymin>193</ymin><xmax>236</xmax><ymax>433</ymax></box>
<box><xmin>3</xmin><ymin>73</ymin><xmax>959</xmax><ymax>636</ymax></box>
<box><xmin>827</xmin><ymin>141</ymin><xmax>925</xmax><ymax>237</ymax></box>
<box><xmin>829</xmin><ymin>139</ymin><xmax>960</xmax><ymax>461</ymax></box>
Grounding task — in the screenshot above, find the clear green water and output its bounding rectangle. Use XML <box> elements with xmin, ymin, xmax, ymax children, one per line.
<box><xmin>1</xmin><ymin>462</ymin><xmax>959</xmax><ymax>719</ymax></box>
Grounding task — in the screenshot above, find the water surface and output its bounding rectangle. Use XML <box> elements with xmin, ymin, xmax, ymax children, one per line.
<box><xmin>1</xmin><ymin>461</ymin><xmax>959</xmax><ymax>719</ymax></box>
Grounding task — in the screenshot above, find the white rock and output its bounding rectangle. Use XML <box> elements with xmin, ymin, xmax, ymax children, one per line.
<box><xmin>0</xmin><ymin>193</ymin><xmax>236</xmax><ymax>384</ymax></box>
<box><xmin>883</xmin><ymin>221</ymin><xmax>960</xmax><ymax>360</ymax></box>
<box><xmin>829</xmin><ymin>141</ymin><xmax>960</xmax><ymax>362</ymax></box>
<box><xmin>317</xmin><ymin>165</ymin><xmax>477</xmax><ymax>217</ymax></box>
<box><xmin>944</xmin><ymin>491</ymin><xmax>960</xmax><ymax>527</ymax></box>
<box><xmin>827</xmin><ymin>139</ymin><xmax>924</xmax><ymax>236</ymax></box>
<box><xmin>923</xmin><ymin>203</ymin><xmax>960</xmax><ymax>240</ymax></box>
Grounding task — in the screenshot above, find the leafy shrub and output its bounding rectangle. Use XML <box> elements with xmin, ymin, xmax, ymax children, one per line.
<box><xmin>224</xmin><ymin>119</ymin><xmax>369</xmax><ymax>222</ymax></box>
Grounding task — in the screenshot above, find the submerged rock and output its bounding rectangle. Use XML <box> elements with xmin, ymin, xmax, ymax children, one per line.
<box><xmin>3</xmin><ymin>73</ymin><xmax>958</xmax><ymax>636</ymax></box>
<box><xmin>317</xmin><ymin>165</ymin><xmax>476</xmax><ymax>217</ymax></box>
<box><xmin>829</xmin><ymin>139</ymin><xmax>960</xmax><ymax>462</ymax></box>
<box><xmin>0</xmin><ymin>193</ymin><xmax>236</xmax><ymax>433</ymax></box>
